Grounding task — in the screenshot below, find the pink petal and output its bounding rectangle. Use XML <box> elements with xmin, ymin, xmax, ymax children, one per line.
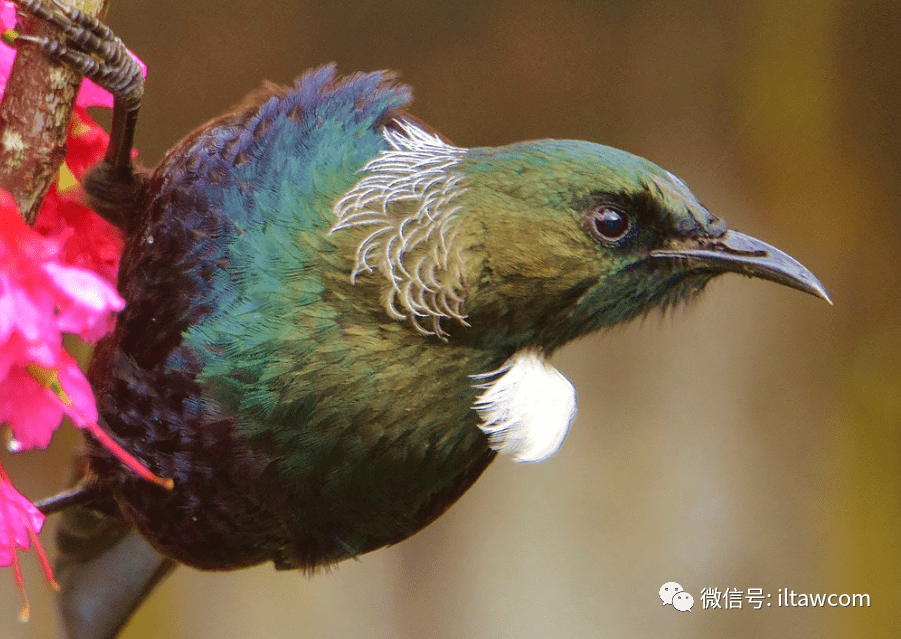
<box><xmin>0</xmin><ymin>280</ymin><xmax>13</xmax><ymax>344</ymax></box>
<box><xmin>0</xmin><ymin>2</ymin><xmax>15</xmax><ymax>96</ymax></box>
<box><xmin>56</xmin><ymin>353</ymin><xmax>98</xmax><ymax>426</ymax></box>
<box><xmin>62</xmin><ymin>108</ymin><xmax>110</xmax><ymax>180</ymax></box>
<box><xmin>0</xmin><ymin>367</ymin><xmax>63</xmax><ymax>450</ymax></box>
<box><xmin>8</xmin><ymin>283</ymin><xmax>53</xmax><ymax>344</ymax></box>
<box><xmin>0</xmin><ymin>464</ymin><xmax>54</xmax><ymax>608</ymax></box>
<box><xmin>0</xmin><ymin>2</ymin><xmax>15</xmax><ymax>30</ymax></box>
<box><xmin>34</xmin><ymin>180</ymin><xmax>124</xmax><ymax>289</ymax></box>
<box><xmin>42</xmin><ymin>261</ymin><xmax>124</xmax><ymax>338</ymax></box>
<box><xmin>75</xmin><ymin>80</ymin><xmax>113</xmax><ymax>109</ymax></box>
<box><xmin>0</xmin><ymin>473</ymin><xmax>44</xmax><ymax>546</ymax></box>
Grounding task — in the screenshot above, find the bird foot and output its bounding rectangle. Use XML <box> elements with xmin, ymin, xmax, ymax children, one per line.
<box><xmin>6</xmin><ymin>0</ymin><xmax>146</xmax><ymax>231</ymax></box>
<box><xmin>4</xmin><ymin>0</ymin><xmax>143</xmax><ymax>109</ymax></box>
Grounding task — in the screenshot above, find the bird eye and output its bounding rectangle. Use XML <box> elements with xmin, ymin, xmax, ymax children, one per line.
<box><xmin>587</xmin><ymin>207</ymin><xmax>631</xmax><ymax>243</ymax></box>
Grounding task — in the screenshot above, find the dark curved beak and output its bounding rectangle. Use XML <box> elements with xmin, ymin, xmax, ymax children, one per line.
<box><xmin>650</xmin><ymin>230</ymin><xmax>832</xmax><ymax>304</ymax></box>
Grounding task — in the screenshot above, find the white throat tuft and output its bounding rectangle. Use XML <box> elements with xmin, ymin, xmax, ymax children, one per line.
<box><xmin>471</xmin><ymin>350</ymin><xmax>577</xmax><ymax>463</ymax></box>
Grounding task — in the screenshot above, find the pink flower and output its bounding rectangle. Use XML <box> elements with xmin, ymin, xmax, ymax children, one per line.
<box><xmin>0</xmin><ymin>190</ymin><xmax>123</xmax><ymax>449</ymax></box>
<box><xmin>0</xmin><ymin>466</ymin><xmax>45</xmax><ymax>565</ymax></box>
<box><xmin>0</xmin><ymin>188</ymin><xmax>170</xmax><ymax>482</ymax></box>
<box><xmin>34</xmin><ymin>191</ymin><xmax>123</xmax><ymax>289</ymax></box>
<box><xmin>0</xmin><ymin>193</ymin><xmax>171</xmax><ymax>607</ymax></box>
<box><xmin>0</xmin><ymin>464</ymin><xmax>54</xmax><ymax>621</ymax></box>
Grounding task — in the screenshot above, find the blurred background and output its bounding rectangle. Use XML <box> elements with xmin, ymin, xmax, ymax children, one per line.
<box><xmin>3</xmin><ymin>0</ymin><xmax>899</xmax><ymax>637</ymax></box>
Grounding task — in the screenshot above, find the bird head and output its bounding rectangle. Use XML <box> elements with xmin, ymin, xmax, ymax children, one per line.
<box><xmin>332</xmin><ymin>121</ymin><xmax>829</xmax><ymax>351</ymax></box>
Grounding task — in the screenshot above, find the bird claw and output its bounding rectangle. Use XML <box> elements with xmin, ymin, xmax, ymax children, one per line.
<box><xmin>5</xmin><ymin>0</ymin><xmax>146</xmax><ymax>231</ymax></box>
<box><xmin>7</xmin><ymin>0</ymin><xmax>143</xmax><ymax>108</ymax></box>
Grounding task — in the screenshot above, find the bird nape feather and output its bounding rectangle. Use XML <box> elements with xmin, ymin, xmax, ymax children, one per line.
<box><xmin>8</xmin><ymin>2</ymin><xmax>830</xmax><ymax>639</ymax></box>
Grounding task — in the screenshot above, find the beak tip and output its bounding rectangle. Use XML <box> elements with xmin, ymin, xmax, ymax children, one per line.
<box><xmin>796</xmin><ymin>271</ymin><xmax>832</xmax><ymax>306</ymax></box>
<box><xmin>818</xmin><ymin>289</ymin><xmax>834</xmax><ymax>306</ymax></box>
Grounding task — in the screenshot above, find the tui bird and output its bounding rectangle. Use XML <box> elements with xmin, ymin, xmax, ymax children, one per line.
<box><xmin>8</xmin><ymin>2</ymin><xmax>830</xmax><ymax>638</ymax></box>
